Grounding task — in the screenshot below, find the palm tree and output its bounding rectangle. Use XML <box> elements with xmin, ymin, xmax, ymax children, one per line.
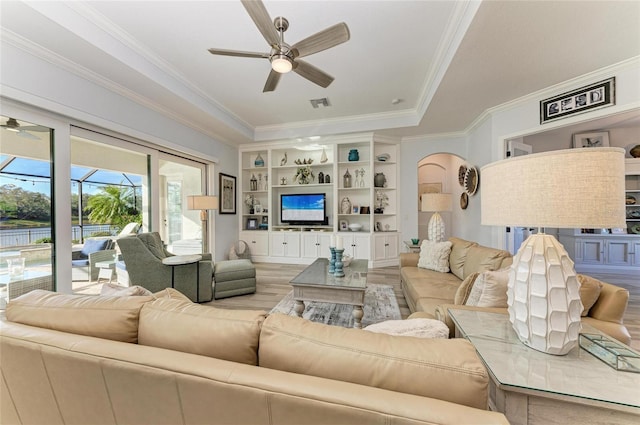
<box><xmin>85</xmin><ymin>185</ymin><xmax>140</xmax><ymax>231</ymax></box>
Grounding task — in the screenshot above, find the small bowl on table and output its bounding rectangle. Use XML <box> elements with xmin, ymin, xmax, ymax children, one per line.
<box><xmin>411</xmin><ymin>238</ymin><xmax>420</xmax><ymax>245</ymax></box>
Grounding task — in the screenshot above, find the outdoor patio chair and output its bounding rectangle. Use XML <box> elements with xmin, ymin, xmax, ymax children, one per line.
<box><xmin>71</xmin><ymin>237</ymin><xmax>116</xmax><ymax>281</ymax></box>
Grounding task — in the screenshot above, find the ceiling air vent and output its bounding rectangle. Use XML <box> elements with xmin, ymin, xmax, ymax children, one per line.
<box><xmin>309</xmin><ymin>98</ymin><xmax>331</xmax><ymax>109</ymax></box>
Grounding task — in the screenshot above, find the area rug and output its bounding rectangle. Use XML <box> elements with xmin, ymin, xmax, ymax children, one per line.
<box><xmin>269</xmin><ymin>284</ymin><xmax>401</xmax><ymax>328</ymax></box>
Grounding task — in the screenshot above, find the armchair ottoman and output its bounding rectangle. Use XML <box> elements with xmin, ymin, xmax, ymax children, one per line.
<box><xmin>213</xmin><ymin>259</ymin><xmax>256</xmax><ymax>299</ymax></box>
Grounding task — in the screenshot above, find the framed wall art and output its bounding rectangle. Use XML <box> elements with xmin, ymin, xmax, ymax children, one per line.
<box><xmin>572</xmin><ymin>131</ymin><xmax>610</xmax><ymax>148</ymax></box>
<box><xmin>219</xmin><ymin>173</ymin><xmax>236</xmax><ymax>214</ymax></box>
<box><xmin>540</xmin><ymin>77</ymin><xmax>615</xmax><ymax>124</ymax></box>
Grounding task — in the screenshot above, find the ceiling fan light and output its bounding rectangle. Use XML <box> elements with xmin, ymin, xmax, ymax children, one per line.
<box><xmin>4</xmin><ymin>127</ymin><xmax>19</xmax><ymax>133</ymax></box>
<box><xmin>271</xmin><ymin>55</ymin><xmax>293</xmax><ymax>73</ymax></box>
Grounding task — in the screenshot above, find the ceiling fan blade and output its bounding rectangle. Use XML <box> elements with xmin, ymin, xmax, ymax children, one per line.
<box><xmin>293</xmin><ymin>60</ymin><xmax>334</xmax><ymax>88</ymax></box>
<box><xmin>17</xmin><ymin>130</ymin><xmax>40</xmax><ymax>140</ymax></box>
<box><xmin>263</xmin><ymin>69</ymin><xmax>282</xmax><ymax>92</ymax></box>
<box><xmin>241</xmin><ymin>0</ymin><xmax>279</xmax><ymax>47</ymax></box>
<box><xmin>19</xmin><ymin>125</ymin><xmax>49</xmax><ymax>132</ymax></box>
<box><xmin>208</xmin><ymin>48</ymin><xmax>269</xmax><ymax>59</ymax></box>
<box><xmin>291</xmin><ymin>23</ymin><xmax>350</xmax><ymax>58</ymax></box>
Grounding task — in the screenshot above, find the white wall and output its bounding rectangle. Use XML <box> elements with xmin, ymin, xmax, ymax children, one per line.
<box><xmin>1</xmin><ymin>41</ymin><xmax>239</xmax><ymax>264</ymax></box>
<box><xmin>400</xmin><ymin>58</ymin><xmax>640</xmax><ymax>249</ymax></box>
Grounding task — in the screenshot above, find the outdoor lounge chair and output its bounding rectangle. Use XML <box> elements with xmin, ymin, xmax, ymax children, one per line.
<box><xmin>71</xmin><ymin>237</ymin><xmax>116</xmax><ymax>281</ymax></box>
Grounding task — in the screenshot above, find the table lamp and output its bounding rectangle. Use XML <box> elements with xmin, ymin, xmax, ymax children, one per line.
<box><xmin>481</xmin><ymin>147</ymin><xmax>625</xmax><ymax>355</ymax></box>
<box><xmin>421</xmin><ymin>193</ymin><xmax>452</xmax><ymax>242</ymax></box>
<box><xmin>187</xmin><ymin>195</ymin><xmax>219</xmax><ymax>253</ymax></box>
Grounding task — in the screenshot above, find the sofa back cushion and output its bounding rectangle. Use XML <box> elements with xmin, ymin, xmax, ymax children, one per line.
<box><xmin>138</xmin><ymin>298</ymin><xmax>266</xmax><ymax>365</ymax></box>
<box><xmin>6</xmin><ymin>290</ymin><xmax>152</xmax><ymax>343</ymax></box>
<box><xmin>259</xmin><ymin>313</ymin><xmax>490</xmax><ymax>410</ymax></box>
<box><xmin>463</xmin><ymin>245</ymin><xmax>512</xmax><ymax>279</ymax></box>
<box><xmin>448</xmin><ymin>238</ymin><xmax>478</xmax><ymax>280</ymax></box>
<box><xmin>588</xmin><ymin>281</ymin><xmax>629</xmax><ymax>324</ymax></box>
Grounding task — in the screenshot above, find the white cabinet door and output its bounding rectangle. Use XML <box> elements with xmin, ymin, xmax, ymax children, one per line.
<box><xmin>270</xmin><ymin>232</ymin><xmax>300</xmax><ymax>258</ymax></box>
<box><xmin>604</xmin><ymin>240</ymin><xmax>632</xmax><ymax>266</ymax></box>
<box><xmin>341</xmin><ymin>233</ymin><xmax>371</xmax><ymax>260</ymax></box>
<box><xmin>240</xmin><ymin>231</ymin><xmax>269</xmax><ymax>257</ymax></box>
<box><xmin>632</xmin><ymin>241</ymin><xmax>640</xmax><ymax>266</ymax></box>
<box><xmin>373</xmin><ymin>233</ymin><xmax>399</xmax><ymax>261</ymax></box>
<box><xmin>301</xmin><ymin>233</ymin><xmax>333</xmax><ymax>259</ymax></box>
<box><xmin>579</xmin><ymin>239</ymin><xmax>605</xmax><ymax>265</ymax></box>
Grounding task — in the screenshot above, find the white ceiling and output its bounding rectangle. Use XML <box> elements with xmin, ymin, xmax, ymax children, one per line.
<box><xmin>1</xmin><ymin>1</ymin><xmax>639</xmax><ymax>146</ymax></box>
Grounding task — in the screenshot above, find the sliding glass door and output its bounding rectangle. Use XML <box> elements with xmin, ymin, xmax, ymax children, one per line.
<box><xmin>0</xmin><ymin>115</ymin><xmax>54</xmax><ymax>306</ymax></box>
<box><xmin>159</xmin><ymin>154</ymin><xmax>206</xmax><ymax>255</ymax></box>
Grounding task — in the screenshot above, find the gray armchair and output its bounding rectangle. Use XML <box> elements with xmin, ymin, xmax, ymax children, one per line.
<box><xmin>116</xmin><ymin>232</ymin><xmax>213</xmax><ymax>302</ymax></box>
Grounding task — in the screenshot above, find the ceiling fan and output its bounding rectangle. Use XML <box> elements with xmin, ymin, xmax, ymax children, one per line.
<box><xmin>208</xmin><ymin>0</ymin><xmax>350</xmax><ymax>92</ymax></box>
<box><xmin>1</xmin><ymin>118</ymin><xmax>48</xmax><ymax>140</ymax></box>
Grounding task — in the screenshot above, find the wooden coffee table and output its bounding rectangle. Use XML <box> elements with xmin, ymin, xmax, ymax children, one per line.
<box><xmin>289</xmin><ymin>258</ymin><xmax>368</xmax><ymax>328</ymax></box>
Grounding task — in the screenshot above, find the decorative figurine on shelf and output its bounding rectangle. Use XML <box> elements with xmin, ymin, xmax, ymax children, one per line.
<box><xmin>250</xmin><ymin>174</ymin><xmax>258</xmax><ymax>191</ymax></box>
<box><xmin>280</xmin><ymin>152</ymin><xmax>287</xmax><ymax>166</ymax></box>
<box><xmin>318</xmin><ymin>172</ymin><xmax>324</xmax><ymax>184</ymax></box>
<box><xmin>341</xmin><ymin>197</ymin><xmax>352</xmax><ymax>215</ymax></box>
<box><xmin>324</xmin><ymin>174</ymin><xmax>330</xmax><ymax>184</ymax></box>
<box><xmin>254</xmin><ymin>153</ymin><xmax>264</xmax><ymax>167</ymax></box>
<box><xmin>294</xmin><ymin>166</ymin><xmax>315</xmax><ymax>184</ymax></box>
<box><xmin>343</xmin><ymin>169</ymin><xmax>352</xmax><ymax>188</ymax></box>
<box><xmin>280</xmin><ymin>177</ymin><xmax>287</xmax><ymax>185</ymax></box>
<box><xmin>245</xmin><ymin>194</ymin><xmax>255</xmax><ymax>214</ymax></box>
<box><xmin>374</xmin><ymin>190</ymin><xmax>389</xmax><ymax>213</ymax></box>
<box><xmin>320</xmin><ymin>147</ymin><xmax>328</xmax><ymax>163</ymax></box>
<box><xmin>348</xmin><ymin>149</ymin><xmax>359</xmax><ymax>162</ymax></box>
<box><xmin>359</xmin><ymin>168</ymin><xmax>366</xmax><ymax>187</ymax></box>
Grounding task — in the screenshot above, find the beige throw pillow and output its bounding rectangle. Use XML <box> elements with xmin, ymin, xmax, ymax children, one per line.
<box><xmin>417</xmin><ymin>240</ymin><xmax>452</xmax><ymax>273</ymax></box>
<box><xmin>454</xmin><ymin>272</ymin><xmax>480</xmax><ymax>305</ymax></box>
<box><xmin>465</xmin><ymin>268</ymin><xmax>509</xmax><ymax>308</ymax></box>
<box><xmin>577</xmin><ymin>274</ymin><xmax>603</xmax><ymax>316</ymax></box>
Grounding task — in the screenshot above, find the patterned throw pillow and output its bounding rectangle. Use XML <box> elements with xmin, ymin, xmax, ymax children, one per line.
<box><xmin>417</xmin><ymin>240</ymin><xmax>453</xmax><ymax>273</ymax></box>
<box><xmin>465</xmin><ymin>268</ymin><xmax>509</xmax><ymax>308</ymax></box>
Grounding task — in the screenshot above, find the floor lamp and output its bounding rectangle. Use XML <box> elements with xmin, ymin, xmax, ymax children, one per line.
<box><xmin>421</xmin><ymin>193</ymin><xmax>452</xmax><ymax>242</ymax></box>
<box><xmin>187</xmin><ymin>195</ymin><xmax>219</xmax><ymax>253</ymax></box>
<box><xmin>481</xmin><ymin>147</ymin><xmax>626</xmax><ymax>355</ymax></box>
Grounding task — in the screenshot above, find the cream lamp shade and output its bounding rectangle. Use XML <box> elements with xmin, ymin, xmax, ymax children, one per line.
<box><xmin>187</xmin><ymin>195</ymin><xmax>219</xmax><ymax>253</ymax></box>
<box><xmin>421</xmin><ymin>193</ymin><xmax>452</xmax><ymax>242</ymax></box>
<box><xmin>481</xmin><ymin>147</ymin><xmax>625</xmax><ymax>355</ymax></box>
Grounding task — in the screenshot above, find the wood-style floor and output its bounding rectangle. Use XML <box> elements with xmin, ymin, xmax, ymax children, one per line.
<box><xmin>205</xmin><ymin>263</ymin><xmax>640</xmax><ymax>350</ymax></box>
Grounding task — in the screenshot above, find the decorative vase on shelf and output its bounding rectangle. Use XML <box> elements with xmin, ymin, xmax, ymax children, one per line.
<box><xmin>348</xmin><ymin>149</ymin><xmax>359</xmax><ymax>161</ymax></box>
<box><xmin>374</xmin><ymin>172</ymin><xmax>386</xmax><ymax>188</ymax></box>
<box><xmin>255</xmin><ymin>153</ymin><xmax>264</xmax><ymax>167</ymax></box>
<box><xmin>250</xmin><ymin>174</ymin><xmax>258</xmax><ymax>191</ymax></box>
<box><xmin>341</xmin><ymin>197</ymin><xmax>352</xmax><ymax>215</ymax></box>
<box><xmin>324</xmin><ymin>174</ymin><xmax>331</xmax><ymax>184</ymax></box>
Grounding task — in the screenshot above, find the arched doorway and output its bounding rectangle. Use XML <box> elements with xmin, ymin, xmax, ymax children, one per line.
<box><xmin>417</xmin><ymin>153</ymin><xmax>467</xmax><ymax>242</ymax></box>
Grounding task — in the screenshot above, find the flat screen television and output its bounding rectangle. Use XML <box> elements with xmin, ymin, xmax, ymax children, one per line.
<box><xmin>280</xmin><ymin>193</ymin><xmax>326</xmax><ymax>225</ymax></box>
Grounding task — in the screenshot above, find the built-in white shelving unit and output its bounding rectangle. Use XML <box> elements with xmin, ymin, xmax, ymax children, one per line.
<box><xmin>237</xmin><ymin>134</ymin><xmax>400</xmax><ymax>267</ymax></box>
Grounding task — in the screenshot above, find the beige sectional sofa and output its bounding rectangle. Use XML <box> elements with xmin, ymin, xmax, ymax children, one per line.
<box><xmin>1</xmin><ymin>290</ymin><xmax>508</xmax><ymax>425</ymax></box>
<box><xmin>400</xmin><ymin>237</ymin><xmax>632</xmax><ymax>344</ymax></box>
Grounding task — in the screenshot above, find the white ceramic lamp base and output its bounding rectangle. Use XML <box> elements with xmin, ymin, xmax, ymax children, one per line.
<box><xmin>507</xmin><ymin>233</ymin><xmax>583</xmax><ymax>355</ymax></box>
<box><xmin>427</xmin><ymin>212</ymin><xmax>445</xmax><ymax>243</ymax></box>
